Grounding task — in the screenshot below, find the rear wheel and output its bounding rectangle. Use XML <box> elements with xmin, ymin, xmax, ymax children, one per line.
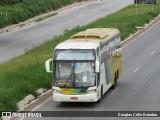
<box><xmin>111</xmin><ymin>73</ymin><xmax>117</xmax><ymax>89</ymax></box>
<box><xmin>117</xmin><ymin>70</ymin><xmax>119</xmax><ymax>80</ymax></box>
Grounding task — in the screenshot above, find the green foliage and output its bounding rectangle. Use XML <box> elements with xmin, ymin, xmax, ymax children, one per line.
<box><xmin>0</xmin><ymin>0</ymin><xmax>160</xmax><ymax>111</ymax></box>
<box><xmin>0</xmin><ymin>0</ymin><xmax>23</xmax><ymax>5</ymax></box>
<box><xmin>0</xmin><ymin>0</ymin><xmax>86</xmax><ymax>28</ymax></box>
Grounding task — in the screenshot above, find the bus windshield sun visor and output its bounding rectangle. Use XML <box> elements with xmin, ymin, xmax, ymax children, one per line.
<box><xmin>55</xmin><ymin>49</ymin><xmax>95</xmax><ymax>61</ymax></box>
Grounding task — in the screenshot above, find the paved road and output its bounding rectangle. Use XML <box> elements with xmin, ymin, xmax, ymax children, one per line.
<box><xmin>0</xmin><ymin>0</ymin><xmax>133</xmax><ymax>63</ymax></box>
<box><xmin>22</xmin><ymin>20</ymin><xmax>160</xmax><ymax>120</ymax></box>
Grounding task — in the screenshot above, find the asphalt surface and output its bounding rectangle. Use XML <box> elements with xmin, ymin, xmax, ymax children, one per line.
<box><xmin>0</xmin><ymin>0</ymin><xmax>133</xmax><ymax>63</ymax></box>
<box><xmin>22</xmin><ymin>18</ymin><xmax>160</xmax><ymax>120</ymax></box>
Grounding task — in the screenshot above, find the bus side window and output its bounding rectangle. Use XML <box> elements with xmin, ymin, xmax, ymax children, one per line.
<box><xmin>96</xmin><ymin>47</ymin><xmax>100</xmax><ymax>87</ymax></box>
<box><xmin>116</xmin><ymin>35</ymin><xmax>121</xmax><ymax>49</ymax></box>
<box><xmin>96</xmin><ymin>47</ymin><xmax>99</xmax><ymax>58</ymax></box>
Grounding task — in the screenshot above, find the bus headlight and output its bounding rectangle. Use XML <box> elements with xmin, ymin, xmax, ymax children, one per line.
<box><xmin>86</xmin><ymin>89</ymin><xmax>97</xmax><ymax>94</ymax></box>
<box><xmin>53</xmin><ymin>89</ymin><xmax>62</xmax><ymax>94</ymax></box>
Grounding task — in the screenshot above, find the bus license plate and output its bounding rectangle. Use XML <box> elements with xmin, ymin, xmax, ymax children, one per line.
<box><xmin>70</xmin><ymin>97</ymin><xmax>78</xmax><ymax>100</ymax></box>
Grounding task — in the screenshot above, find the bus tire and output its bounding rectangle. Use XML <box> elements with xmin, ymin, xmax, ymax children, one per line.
<box><xmin>111</xmin><ymin>73</ymin><xmax>117</xmax><ymax>89</ymax></box>
<box><xmin>117</xmin><ymin>70</ymin><xmax>119</xmax><ymax>79</ymax></box>
<box><xmin>97</xmin><ymin>86</ymin><xmax>103</xmax><ymax>103</ymax></box>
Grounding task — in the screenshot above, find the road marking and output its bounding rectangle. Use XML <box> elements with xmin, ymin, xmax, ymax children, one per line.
<box><xmin>150</xmin><ymin>50</ymin><xmax>156</xmax><ymax>56</ymax></box>
<box><xmin>122</xmin><ymin>21</ymin><xmax>160</xmax><ymax>48</ymax></box>
<box><xmin>31</xmin><ymin>96</ymin><xmax>52</xmax><ymax>111</ymax></box>
<box><xmin>133</xmin><ymin>67</ymin><xmax>140</xmax><ymax>73</ymax></box>
<box><xmin>111</xmin><ymin>87</ymin><xmax>119</xmax><ymax>96</ymax></box>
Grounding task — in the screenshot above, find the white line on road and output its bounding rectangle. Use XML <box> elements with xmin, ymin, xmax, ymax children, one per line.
<box><xmin>150</xmin><ymin>50</ymin><xmax>156</xmax><ymax>56</ymax></box>
<box><xmin>111</xmin><ymin>87</ymin><xmax>119</xmax><ymax>96</ymax></box>
<box><xmin>31</xmin><ymin>96</ymin><xmax>52</xmax><ymax>111</ymax></box>
<box><xmin>133</xmin><ymin>67</ymin><xmax>140</xmax><ymax>73</ymax></box>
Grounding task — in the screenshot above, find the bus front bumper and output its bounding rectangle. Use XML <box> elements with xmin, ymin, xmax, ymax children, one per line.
<box><xmin>53</xmin><ymin>92</ymin><xmax>99</xmax><ymax>102</ymax></box>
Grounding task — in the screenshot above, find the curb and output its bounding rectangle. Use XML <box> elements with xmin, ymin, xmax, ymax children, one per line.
<box><xmin>1</xmin><ymin>89</ymin><xmax>52</xmax><ymax>120</ymax></box>
<box><xmin>17</xmin><ymin>88</ymin><xmax>48</xmax><ymax>111</ymax></box>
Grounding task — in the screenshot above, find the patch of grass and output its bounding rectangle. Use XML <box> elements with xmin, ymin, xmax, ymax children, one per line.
<box><xmin>0</xmin><ymin>1</ymin><xmax>160</xmax><ymax>111</ymax></box>
<box><xmin>35</xmin><ymin>13</ymin><xmax>58</xmax><ymax>22</ymax></box>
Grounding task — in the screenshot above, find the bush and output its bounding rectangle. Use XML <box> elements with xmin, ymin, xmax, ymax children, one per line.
<box><xmin>0</xmin><ymin>0</ymin><xmax>23</xmax><ymax>5</ymax></box>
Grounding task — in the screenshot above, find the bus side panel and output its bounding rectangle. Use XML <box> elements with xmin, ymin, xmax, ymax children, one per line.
<box><xmin>100</xmin><ymin>62</ymin><xmax>112</xmax><ymax>95</ymax></box>
<box><xmin>110</xmin><ymin>36</ymin><xmax>122</xmax><ymax>83</ymax></box>
<box><xmin>100</xmin><ymin>35</ymin><xmax>122</xmax><ymax>88</ymax></box>
<box><xmin>110</xmin><ymin>55</ymin><xmax>117</xmax><ymax>84</ymax></box>
<box><xmin>99</xmin><ymin>41</ymin><xmax>113</xmax><ymax>94</ymax></box>
<box><xmin>115</xmin><ymin>35</ymin><xmax>122</xmax><ymax>79</ymax></box>
<box><xmin>117</xmin><ymin>52</ymin><xmax>122</xmax><ymax>79</ymax></box>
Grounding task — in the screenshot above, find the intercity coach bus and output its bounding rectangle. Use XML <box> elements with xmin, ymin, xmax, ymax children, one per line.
<box><xmin>45</xmin><ymin>28</ymin><xmax>122</xmax><ymax>103</ymax></box>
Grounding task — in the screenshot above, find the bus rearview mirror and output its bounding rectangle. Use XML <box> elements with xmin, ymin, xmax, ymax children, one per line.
<box><xmin>95</xmin><ymin>59</ymin><xmax>100</xmax><ymax>73</ymax></box>
<box><xmin>114</xmin><ymin>49</ymin><xmax>122</xmax><ymax>57</ymax></box>
<box><xmin>117</xmin><ymin>51</ymin><xmax>122</xmax><ymax>57</ymax></box>
<box><xmin>116</xmin><ymin>49</ymin><xmax>122</xmax><ymax>57</ymax></box>
<box><xmin>45</xmin><ymin>58</ymin><xmax>53</xmax><ymax>73</ymax></box>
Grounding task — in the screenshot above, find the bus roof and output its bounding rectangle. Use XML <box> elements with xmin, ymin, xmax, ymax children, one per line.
<box><xmin>55</xmin><ymin>28</ymin><xmax>120</xmax><ymax>50</ymax></box>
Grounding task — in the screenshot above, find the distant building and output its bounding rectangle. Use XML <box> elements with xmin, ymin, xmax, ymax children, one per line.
<box><xmin>134</xmin><ymin>0</ymin><xmax>156</xmax><ymax>4</ymax></box>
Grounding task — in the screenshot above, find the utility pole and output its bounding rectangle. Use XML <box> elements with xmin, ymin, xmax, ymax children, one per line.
<box><xmin>152</xmin><ymin>0</ymin><xmax>155</xmax><ymax>12</ymax></box>
<box><xmin>136</xmin><ymin>0</ymin><xmax>138</xmax><ymax>14</ymax></box>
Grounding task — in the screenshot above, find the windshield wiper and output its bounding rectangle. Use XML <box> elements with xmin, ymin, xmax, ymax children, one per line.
<box><xmin>63</xmin><ymin>74</ymin><xmax>73</xmax><ymax>87</ymax></box>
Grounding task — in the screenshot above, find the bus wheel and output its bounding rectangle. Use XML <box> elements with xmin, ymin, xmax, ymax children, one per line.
<box><xmin>97</xmin><ymin>86</ymin><xmax>103</xmax><ymax>103</ymax></box>
<box><xmin>111</xmin><ymin>74</ymin><xmax>117</xmax><ymax>89</ymax></box>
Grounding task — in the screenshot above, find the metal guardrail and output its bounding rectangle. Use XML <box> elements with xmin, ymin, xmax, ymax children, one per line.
<box><xmin>134</xmin><ymin>0</ymin><xmax>156</xmax><ymax>4</ymax></box>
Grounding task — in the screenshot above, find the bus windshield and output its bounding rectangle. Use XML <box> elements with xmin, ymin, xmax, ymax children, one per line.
<box><xmin>54</xmin><ymin>62</ymin><xmax>96</xmax><ymax>87</ymax></box>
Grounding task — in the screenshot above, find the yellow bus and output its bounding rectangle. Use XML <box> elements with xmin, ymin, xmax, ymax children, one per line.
<box><xmin>45</xmin><ymin>28</ymin><xmax>122</xmax><ymax>103</ymax></box>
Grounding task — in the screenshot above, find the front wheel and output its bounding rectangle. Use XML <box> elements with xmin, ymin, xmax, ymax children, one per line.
<box><xmin>97</xmin><ymin>86</ymin><xmax>103</xmax><ymax>103</ymax></box>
